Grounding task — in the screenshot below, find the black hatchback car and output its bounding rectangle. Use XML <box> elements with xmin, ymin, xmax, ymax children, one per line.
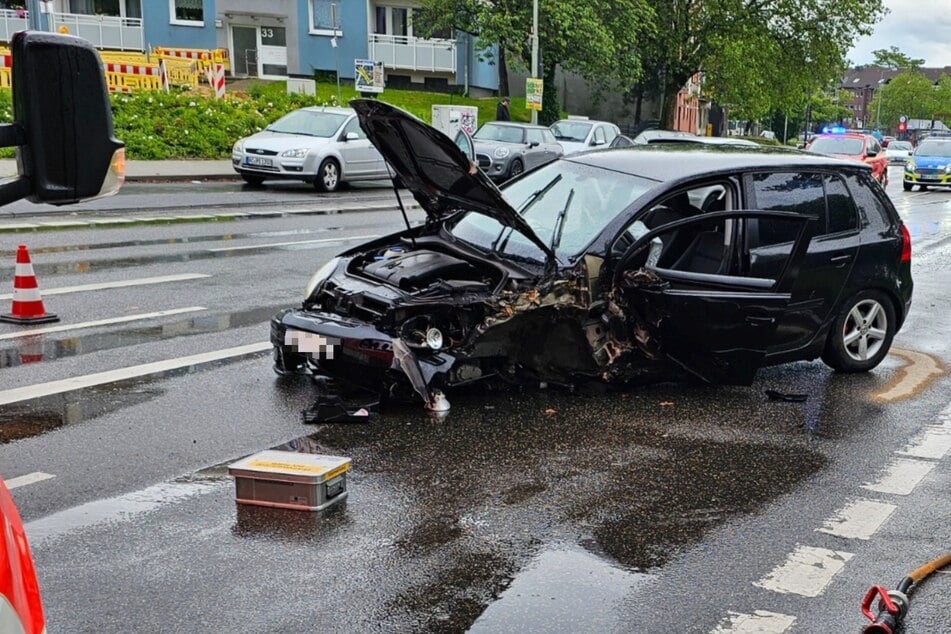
<box><xmin>271</xmin><ymin>101</ymin><xmax>913</xmax><ymax>410</ymax></box>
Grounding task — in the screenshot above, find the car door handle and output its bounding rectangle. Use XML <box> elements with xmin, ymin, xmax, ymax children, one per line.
<box><xmin>830</xmin><ymin>254</ymin><xmax>853</xmax><ymax>267</ymax></box>
<box><xmin>746</xmin><ymin>316</ymin><xmax>776</xmax><ymax>326</ymax></box>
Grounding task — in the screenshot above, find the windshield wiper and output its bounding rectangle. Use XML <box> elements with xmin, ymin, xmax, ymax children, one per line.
<box><xmin>550</xmin><ymin>188</ymin><xmax>575</xmax><ymax>251</ymax></box>
<box><xmin>516</xmin><ymin>173</ymin><xmax>563</xmax><ymax>216</ymax></box>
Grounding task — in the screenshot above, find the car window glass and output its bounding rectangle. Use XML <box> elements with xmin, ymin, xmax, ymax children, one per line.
<box><xmin>542</xmin><ymin>130</ymin><xmax>558</xmax><ymax>144</ymax></box>
<box><xmin>594</xmin><ymin>127</ymin><xmax>606</xmax><ymax>144</ymax></box>
<box><xmin>475</xmin><ymin>124</ymin><xmax>524</xmax><ymax>144</ymax></box>
<box><xmin>341</xmin><ymin>117</ymin><xmax>366</xmax><ymax>140</ymax></box>
<box><xmin>867</xmin><ymin>137</ymin><xmax>880</xmax><ymax>154</ymax></box>
<box><xmin>749</xmin><ymin>172</ymin><xmax>824</xmax><ymax>247</ymax></box>
<box><xmin>916</xmin><ymin>140</ymin><xmax>951</xmax><ymax>155</ymax></box>
<box><xmin>605</xmin><ymin>126</ymin><xmax>619</xmax><ymax>143</ymax></box>
<box><xmin>450</xmin><ymin>161</ymin><xmax>653</xmax><ymax>262</ymax></box>
<box><xmin>846</xmin><ymin>172</ymin><xmax>890</xmax><ymax>226</ymax></box>
<box><xmin>527</xmin><ymin>129</ymin><xmax>545</xmax><ymax>145</ymax></box>
<box><xmin>267</xmin><ymin>110</ymin><xmax>348</xmax><ymax>137</ymax></box>
<box><xmin>825</xmin><ymin>175</ymin><xmax>858</xmax><ymax>234</ymax></box>
<box><xmin>550</xmin><ymin>121</ymin><xmax>592</xmax><ymax>142</ymax></box>
<box><xmin>808</xmin><ymin>136</ymin><xmax>864</xmax><ymax>155</ymax></box>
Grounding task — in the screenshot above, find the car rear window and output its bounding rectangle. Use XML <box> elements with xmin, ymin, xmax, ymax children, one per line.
<box><xmin>809</xmin><ymin>136</ymin><xmax>864</xmax><ymax>155</ymax></box>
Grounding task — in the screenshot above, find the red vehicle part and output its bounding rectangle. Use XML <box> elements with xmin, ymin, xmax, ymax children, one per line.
<box><xmin>0</xmin><ymin>477</ymin><xmax>46</xmax><ymax>634</ymax></box>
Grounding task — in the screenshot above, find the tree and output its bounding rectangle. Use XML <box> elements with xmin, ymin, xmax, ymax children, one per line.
<box><xmin>414</xmin><ymin>0</ymin><xmax>655</xmax><ymax>124</ymax></box>
<box><xmin>871</xmin><ymin>46</ymin><xmax>924</xmax><ymax>71</ymax></box>
<box><xmin>869</xmin><ymin>70</ymin><xmax>950</xmax><ymax>132</ymax></box>
<box><xmin>632</xmin><ymin>0</ymin><xmax>887</xmax><ymax>128</ymax></box>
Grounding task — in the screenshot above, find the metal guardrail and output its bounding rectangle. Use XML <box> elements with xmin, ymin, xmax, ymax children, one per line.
<box><xmin>368</xmin><ymin>34</ymin><xmax>455</xmax><ymax>73</ymax></box>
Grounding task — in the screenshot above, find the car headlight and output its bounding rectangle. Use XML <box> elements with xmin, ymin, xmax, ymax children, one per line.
<box><xmin>905</xmin><ymin>161</ymin><xmax>915</xmax><ymax>171</ymax></box>
<box><xmin>425</xmin><ymin>328</ymin><xmax>444</xmax><ymax>350</ymax></box>
<box><xmin>493</xmin><ymin>147</ymin><xmax>510</xmax><ymax>159</ymax></box>
<box><xmin>232</xmin><ymin>140</ymin><xmax>244</xmax><ymax>154</ymax></box>
<box><xmin>281</xmin><ymin>148</ymin><xmax>310</xmax><ymax>158</ymax></box>
<box><xmin>304</xmin><ymin>257</ymin><xmax>341</xmax><ymax>299</ymax></box>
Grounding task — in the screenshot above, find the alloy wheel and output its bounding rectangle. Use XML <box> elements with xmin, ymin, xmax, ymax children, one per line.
<box><xmin>842</xmin><ymin>298</ymin><xmax>888</xmax><ymax>362</ymax></box>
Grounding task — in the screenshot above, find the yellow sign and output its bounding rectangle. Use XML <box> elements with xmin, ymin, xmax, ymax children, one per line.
<box><xmin>247</xmin><ymin>460</ymin><xmax>328</xmax><ymax>474</ymax></box>
<box><xmin>526</xmin><ymin>78</ymin><xmax>543</xmax><ymax>112</ymax></box>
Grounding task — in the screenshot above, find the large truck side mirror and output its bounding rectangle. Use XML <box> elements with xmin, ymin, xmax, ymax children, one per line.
<box><xmin>0</xmin><ymin>31</ymin><xmax>124</xmax><ymax>207</ymax></box>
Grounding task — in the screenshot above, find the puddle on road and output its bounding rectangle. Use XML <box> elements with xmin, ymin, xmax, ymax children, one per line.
<box><xmin>26</xmin><ymin>233</ymin><xmax>362</xmax><ymax>277</ymax></box>
<box><xmin>469</xmin><ymin>545</ymin><xmax>650</xmax><ymax>633</ymax></box>
<box><xmin>0</xmin><ymin>227</ymin><xmax>344</xmax><ymax>259</ymax></box>
<box><xmin>0</xmin><ymin>305</ymin><xmax>281</xmax><ymax>369</ymax></box>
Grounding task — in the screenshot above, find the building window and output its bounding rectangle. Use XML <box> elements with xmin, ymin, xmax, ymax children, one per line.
<box><xmin>169</xmin><ymin>0</ymin><xmax>202</xmax><ymax>25</ymax></box>
<box><xmin>310</xmin><ymin>0</ymin><xmax>342</xmax><ymax>36</ymax></box>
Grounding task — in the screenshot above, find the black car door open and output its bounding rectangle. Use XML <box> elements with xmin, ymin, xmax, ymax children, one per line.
<box><xmin>613</xmin><ymin>210</ymin><xmax>814</xmax><ymax>385</ymax></box>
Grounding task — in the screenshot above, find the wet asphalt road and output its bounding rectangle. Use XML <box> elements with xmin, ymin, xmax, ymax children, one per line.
<box><xmin>2</xmin><ymin>167</ymin><xmax>951</xmax><ymax>633</ymax></box>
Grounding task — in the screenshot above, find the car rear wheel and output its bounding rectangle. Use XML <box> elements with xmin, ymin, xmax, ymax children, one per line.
<box><xmin>241</xmin><ymin>174</ymin><xmax>265</xmax><ymax>187</ymax></box>
<box><xmin>821</xmin><ymin>290</ymin><xmax>896</xmax><ymax>373</ymax></box>
<box><xmin>903</xmin><ymin>181</ymin><xmax>912</xmax><ymax>191</ymax></box>
<box><xmin>315</xmin><ymin>158</ymin><xmax>341</xmax><ymax>192</ymax></box>
<box><xmin>509</xmin><ymin>159</ymin><xmax>524</xmax><ymax>179</ymax></box>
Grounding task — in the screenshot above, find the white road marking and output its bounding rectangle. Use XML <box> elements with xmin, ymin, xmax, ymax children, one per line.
<box><xmin>898</xmin><ymin>420</ymin><xmax>951</xmax><ymax>460</ymax></box>
<box><xmin>753</xmin><ymin>545</ymin><xmax>854</xmax><ymax>597</ymax></box>
<box><xmin>862</xmin><ymin>458</ymin><xmax>937</xmax><ymax>495</ymax></box>
<box><xmin>816</xmin><ymin>499</ymin><xmax>897</xmax><ymax>540</ymax></box>
<box><xmin>711</xmin><ymin>610</ymin><xmax>796</xmax><ymax>634</ymax></box>
<box><xmin>0</xmin><ymin>273</ymin><xmax>211</xmax><ymax>300</ymax></box>
<box><xmin>0</xmin><ymin>341</ymin><xmax>270</xmax><ymax>406</ymax></box>
<box><xmin>0</xmin><ymin>307</ymin><xmax>207</xmax><ymax>340</ymax></box>
<box><xmin>5</xmin><ymin>472</ymin><xmax>55</xmax><ymax>490</ymax></box>
<box><xmin>207</xmin><ymin>235</ymin><xmax>379</xmax><ymax>252</ymax></box>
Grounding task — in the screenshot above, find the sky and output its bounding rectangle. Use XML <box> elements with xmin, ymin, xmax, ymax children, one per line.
<box><xmin>847</xmin><ymin>0</ymin><xmax>951</xmax><ymax>68</ymax></box>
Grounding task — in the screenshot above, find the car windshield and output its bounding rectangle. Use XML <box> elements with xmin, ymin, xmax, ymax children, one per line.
<box><xmin>889</xmin><ymin>142</ymin><xmax>912</xmax><ymax>151</ymax></box>
<box><xmin>550</xmin><ymin>121</ymin><xmax>593</xmax><ymax>142</ymax></box>
<box><xmin>916</xmin><ymin>140</ymin><xmax>951</xmax><ymax>156</ymax></box>
<box><xmin>449</xmin><ymin>161</ymin><xmax>653</xmax><ymax>263</ymax></box>
<box><xmin>266</xmin><ymin>110</ymin><xmax>348</xmax><ymax>137</ymax></box>
<box><xmin>474</xmin><ymin>124</ymin><xmax>525</xmax><ymax>144</ymax></box>
<box><xmin>809</xmin><ymin>136</ymin><xmax>864</xmax><ymax>155</ymax></box>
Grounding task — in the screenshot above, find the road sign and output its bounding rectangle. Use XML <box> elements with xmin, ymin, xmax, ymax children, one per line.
<box><xmin>898</xmin><ymin>121</ymin><xmax>907</xmax><ymax>133</ymax></box>
<box><xmin>526</xmin><ymin>78</ymin><xmax>543</xmax><ymax>112</ymax></box>
<box><xmin>354</xmin><ymin>59</ymin><xmax>384</xmax><ymax>94</ymax></box>
<box><xmin>899</xmin><ymin>115</ymin><xmax>908</xmax><ymax>123</ymax></box>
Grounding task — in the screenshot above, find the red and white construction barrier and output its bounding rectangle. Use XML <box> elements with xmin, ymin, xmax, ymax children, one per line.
<box><xmin>0</xmin><ymin>55</ymin><xmax>10</xmax><ymax>68</ymax></box>
<box><xmin>104</xmin><ymin>62</ymin><xmax>163</xmax><ymax>77</ymax></box>
<box><xmin>158</xmin><ymin>48</ymin><xmax>212</xmax><ymax>61</ymax></box>
<box><xmin>206</xmin><ymin>63</ymin><xmax>225</xmax><ymax>99</ymax></box>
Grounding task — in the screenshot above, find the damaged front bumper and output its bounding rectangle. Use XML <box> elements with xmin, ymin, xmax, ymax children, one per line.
<box><xmin>271</xmin><ymin>308</ymin><xmax>455</xmax><ymax>408</ymax></box>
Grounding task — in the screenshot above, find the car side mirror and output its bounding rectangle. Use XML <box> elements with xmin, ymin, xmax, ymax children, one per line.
<box><xmin>345</xmin><ymin>132</ymin><xmax>360</xmax><ymax>141</ymax></box>
<box><xmin>866</xmin><ymin>149</ymin><xmax>878</xmax><ymax>157</ymax></box>
<box><xmin>528</xmin><ymin>141</ymin><xmax>539</xmax><ymax>148</ymax></box>
<box><xmin>0</xmin><ymin>32</ymin><xmax>124</xmax><ymax>207</ymax></box>
<box><xmin>592</xmin><ymin>139</ymin><xmax>605</xmax><ymax>146</ymax></box>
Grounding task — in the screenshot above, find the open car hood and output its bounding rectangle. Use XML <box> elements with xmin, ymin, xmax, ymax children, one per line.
<box><xmin>351</xmin><ymin>99</ymin><xmax>556</xmax><ymax>264</ymax></box>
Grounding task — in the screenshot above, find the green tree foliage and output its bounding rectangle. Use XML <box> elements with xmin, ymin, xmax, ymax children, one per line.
<box><xmin>869</xmin><ymin>70</ymin><xmax>951</xmax><ymax>132</ymax></box>
<box><xmin>414</xmin><ymin>0</ymin><xmax>655</xmax><ymax>124</ymax></box>
<box><xmin>634</xmin><ymin>0</ymin><xmax>886</xmax><ymax>127</ymax></box>
<box><xmin>871</xmin><ymin>46</ymin><xmax>924</xmax><ymax>70</ymax></box>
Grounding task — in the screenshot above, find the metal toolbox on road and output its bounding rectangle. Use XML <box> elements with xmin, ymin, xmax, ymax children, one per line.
<box><xmin>228</xmin><ymin>450</ymin><xmax>351</xmax><ymax>511</ymax></box>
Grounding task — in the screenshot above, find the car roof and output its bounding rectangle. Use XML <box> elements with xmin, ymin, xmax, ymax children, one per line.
<box><xmin>552</xmin><ymin>118</ymin><xmax>615</xmax><ymax>126</ymax></box>
<box><xmin>299</xmin><ymin>106</ymin><xmax>355</xmax><ymax>115</ymax></box>
<box><xmin>567</xmin><ymin>145</ymin><xmax>870</xmax><ymax>181</ymax></box>
<box><xmin>481</xmin><ymin>121</ymin><xmax>550</xmax><ymax>131</ymax></box>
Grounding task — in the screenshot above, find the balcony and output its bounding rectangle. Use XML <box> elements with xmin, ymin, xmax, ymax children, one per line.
<box><xmin>0</xmin><ymin>10</ymin><xmax>143</xmax><ymax>51</ymax></box>
<box><xmin>368</xmin><ymin>34</ymin><xmax>455</xmax><ymax>73</ymax></box>
<box><xmin>50</xmin><ymin>12</ymin><xmax>144</xmax><ymax>51</ymax></box>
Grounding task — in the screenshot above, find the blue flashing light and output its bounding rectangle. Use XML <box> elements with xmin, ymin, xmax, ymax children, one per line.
<box><xmin>823</xmin><ymin>126</ymin><xmax>847</xmax><ymax>134</ymax></box>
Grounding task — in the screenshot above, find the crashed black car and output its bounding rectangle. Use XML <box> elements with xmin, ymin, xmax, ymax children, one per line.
<box><xmin>271</xmin><ymin>100</ymin><xmax>913</xmax><ymax>410</ymax></box>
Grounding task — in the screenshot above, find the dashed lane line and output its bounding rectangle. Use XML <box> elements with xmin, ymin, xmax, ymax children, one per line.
<box><xmin>0</xmin><ymin>341</ymin><xmax>270</xmax><ymax>406</ymax></box>
<box><xmin>898</xmin><ymin>418</ymin><xmax>951</xmax><ymax>460</ymax></box>
<box><xmin>862</xmin><ymin>457</ymin><xmax>938</xmax><ymax>495</ymax></box>
<box><xmin>752</xmin><ymin>545</ymin><xmax>854</xmax><ymax>598</ymax></box>
<box><xmin>0</xmin><ymin>273</ymin><xmax>211</xmax><ymax>300</ymax></box>
<box><xmin>5</xmin><ymin>472</ymin><xmax>55</xmax><ymax>490</ymax></box>
<box><xmin>0</xmin><ymin>307</ymin><xmax>207</xmax><ymax>341</ymax></box>
<box><xmin>815</xmin><ymin>499</ymin><xmax>897</xmax><ymax>540</ymax></box>
<box><xmin>207</xmin><ymin>234</ymin><xmax>380</xmax><ymax>252</ymax></box>
<box><xmin>711</xmin><ymin>610</ymin><xmax>796</xmax><ymax>634</ymax></box>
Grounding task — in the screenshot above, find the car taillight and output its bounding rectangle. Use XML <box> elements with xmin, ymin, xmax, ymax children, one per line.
<box><xmin>900</xmin><ymin>224</ymin><xmax>912</xmax><ymax>263</ymax></box>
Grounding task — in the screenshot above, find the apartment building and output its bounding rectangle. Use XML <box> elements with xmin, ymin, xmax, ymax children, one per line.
<box><xmin>0</xmin><ymin>1</ymin><xmax>498</xmax><ymax>93</ymax></box>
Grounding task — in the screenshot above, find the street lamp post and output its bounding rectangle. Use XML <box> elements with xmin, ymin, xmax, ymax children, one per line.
<box><xmin>530</xmin><ymin>0</ymin><xmax>539</xmax><ymax>125</ymax></box>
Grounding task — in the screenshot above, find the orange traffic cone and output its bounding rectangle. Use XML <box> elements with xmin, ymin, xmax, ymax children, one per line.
<box><xmin>1</xmin><ymin>244</ymin><xmax>59</xmax><ymax>324</ymax></box>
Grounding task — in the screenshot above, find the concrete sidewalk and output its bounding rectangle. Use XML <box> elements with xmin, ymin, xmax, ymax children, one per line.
<box><xmin>0</xmin><ymin>159</ymin><xmax>237</xmax><ymax>182</ymax></box>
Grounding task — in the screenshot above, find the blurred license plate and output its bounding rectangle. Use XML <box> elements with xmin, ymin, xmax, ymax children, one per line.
<box><xmin>245</xmin><ymin>156</ymin><xmax>272</xmax><ymax>167</ymax></box>
<box><xmin>920</xmin><ymin>174</ymin><xmax>939</xmax><ymax>180</ymax></box>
